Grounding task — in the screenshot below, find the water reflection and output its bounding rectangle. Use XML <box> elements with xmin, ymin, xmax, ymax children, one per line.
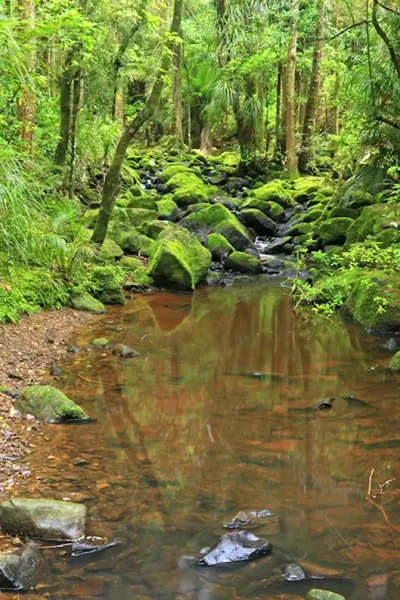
<box><xmin>24</xmin><ymin>282</ymin><xmax>400</xmax><ymax>599</ymax></box>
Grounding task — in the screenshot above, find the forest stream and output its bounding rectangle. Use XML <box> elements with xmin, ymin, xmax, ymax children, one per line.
<box><xmin>9</xmin><ymin>280</ymin><xmax>400</xmax><ymax>600</ymax></box>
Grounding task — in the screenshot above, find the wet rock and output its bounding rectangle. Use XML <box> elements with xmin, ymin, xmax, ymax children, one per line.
<box><xmin>263</xmin><ymin>236</ymin><xmax>293</xmax><ymax>254</ymax></box>
<box><xmin>225</xmin><ymin>177</ymin><xmax>250</xmax><ymax>192</ymax></box>
<box><xmin>16</xmin><ymin>386</ymin><xmax>89</xmax><ymax>423</ymax></box>
<box><xmin>0</xmin><ymin>542</ymin><xmax>42</xmax><ymax>591</ymax></box>
<box><xmin>197</xmin><ymin>531</ymin><xmax>271</xmax><ymax>566</ymax></box>
<box><xmin>261</xmin><ymin>256</ymin><xmax>285</xmax><ymax>273</ymax></box>
<box><xmin>314</xmin><ymin>397</ymin><xmax>335</xmax><ymax>410</ymax></box>
<box><xmin>223</xmin><ymin>509</ymin><xmax>275</xmax><ymax>529</ymax></box>
<box><xmin>50</xmin><ymin>361</ymin><xmax>63</xmax><ymax>377</ymax></box>
<box><xmin>384</xmin><ymin>338</ymin><xmax>398</xmax><ymax>352</ymax></box>
<box><xmin>67</xmin><ymin>345</ymin><xmax>80</xmax><ymax>353</ymax></box>
<box><xmin>112</xmin><ymin>344</ymin><xmax>140</xmax><ymax>358</ymax></box>
<box><xmin>240</xmin><ymin>209</ymin><xmax>277</xmax><ymax>236</ymax></box>
<box><xmin>0</xmin><ymin>498</ymin><xmax>86</xmax><ymax>541</ymax></box>
<box><xmin>71</xmin><ymin>536</ymin><xmax>120</xmax><ymax>558</ymax></box>
<box><xmin>0</xmin><ymin>387</ymin><xmax>20</xmax><ymax>399</ymax></box>
<box><xmin>282</xmin><ymin>563</ymin><xmax>306</xmax><ymax>582</ymax></box>
<box><xmin>306</xmin><ymin>591</ymin><xmax>345</xmax><ymax>600</ymax></box>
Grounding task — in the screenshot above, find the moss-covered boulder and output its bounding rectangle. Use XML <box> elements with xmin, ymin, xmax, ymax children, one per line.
<box><xmin>160</xmin><ymin>164</ymin><xmax>199</xmax><ymax>181</ymax></box>
<box><xmin>132</xmin><ymin>265</ymin><xmax>152</xmax><ymax>286</ymax></box>
<box><xmin>240</xmin><ymin>209</ymin><xmax>276</xmax><ymax>236</ymax></box>
<box><xmin>303</xmin><ymin>207</ymin><xmax>324</xmax><ymax>222</ymax></box>
<box><xmin>248</xmin><ymin>180</ymin><xmax>294</xmax><ymax>208</ymax></box>
<box><xmin>346</xmin><ymin>204</ymin><xmax>400</xmax><ymax>246</ymax></box>
<box><xmin>389</xmin><ymin>351</ymin><xmax>400</xmax><ymax>371</ymax></box>
<box><xmin>156</xmin><ymin>198</ymin><xmax>178</xmax><ymax>218</ymax></box>
<box><xmin>0</xmin><ymin>498</ymin><xmax>87</xmax><ymax>540</ymax></box>
<box><xmin>70</xmin><ymin>293</ymin><xmax>106</xmax><ymax>314</ymax></box>
<box><xmin>224</xmin><ymin>251</ymin><xmax>261</xmax><ymax>274</ymax></box>
<box><xmin>97</xmin><ymin>238</ymin><xmax>124</xmax><ymax>263</ymax></box>
<box><xmin>108</xmin><ymin>224</ymin><xmax>156</xmax><ymax>256</ymax></box>
<box><xmin>186</xmin><ymin>202</ymin><xmax>211</xmax><ymax>213</ymax></box>
<box><xmin>17</xmin><ymin>386</ymin><xmax>89</xmax><ymax>423</ymax></box>
<box><xmin>141</xmin><ymin>220</ymin><xmax>176</xmax><ymax>239</ymax></box>
<box><xmin>90</xmin><ymin>265</ymin><xmax>125</xmax><ymax>305</ymax></box>
<box><xmin>166</xmin><ymin>172</ymin><xmax>216</xmax><ymax>206</ymax></box>
<box><xmin>328</xmin><ymin>207</ymin><xmax>359</xmax><ymax>219</ymax></box>
<box><xmin>240</xmin><ymin>197</ymin><xmax>285</xmax><ymax>220</ymax></box>
<box><xmin>82</xmin><ymin>208</ymin><xmax>99</xmax><ymax>228</ymax></box>
<box><xmin>289</xmin><ymin>222</ymin><xmax>314</xmax><ymax>237</ymax></box>
<box><xmin>292</xmin><ymin>176</ymin><xmax>325</xmax><ymax>203</ymax></box>
<box><xmin>208</xmin><ymin>151</ymin><xmax>240</xmax><ymax>173</ymax></box>
<box><xmin>306</xmin><ymin>590</ymin><xmax>345</xmax><ymax>600</ymax></box>
<box><xmin>126</xmin><ymin>196</ymin><xmax>158</xmax><ymax>211</ymax></box>
<box><xmin>318</xmin><ymin>217</ymin><xmax>353</xmax><ymax>245</ymax></box>
<box><xmin>180</xmin><ymin>204</ymin><xmax>252</xmax><ymax>250</ymax></box>
<box><xmin>126</xmin><ymin>208</ymin><xmax>158</xmax><ymax>228</ymax></box>
<box><xmin>206</xmin><ymin>233</ymin><xmax>234</xmax><ymax>260</ymax></box>
<box><xmin>149</xmin><ymin>227</ymin><xmax>211</xmax><ymax>290</ymax></box>
<box><xmin>119</xmin><ymin>256</ymin><xmax>143</xmax><ymax>270</ymax></box>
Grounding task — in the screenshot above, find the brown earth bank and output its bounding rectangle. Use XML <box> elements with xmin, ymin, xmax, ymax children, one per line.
<box><xmin>0</xmin><ymin>308</ymin><xmax>98</xmax><ymax>497</ymax></box>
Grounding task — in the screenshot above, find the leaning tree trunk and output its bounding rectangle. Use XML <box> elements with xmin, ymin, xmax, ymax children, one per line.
<box><xmin>17</xmin><ymin>0</ymin><xmax>35</xmax><ymax>151</ymax></box>
<box><xmin>172</xmin><ymin>36</ymin><xmax>184</xmax><ymax>144</ymax></box>
<box><xmin>284</xmin><ymin>0</ymin><xmax>299</xmax><ymax>178</ymax></box>
<box><xmin>54</xmin><ymin>53</ymin><xmax>73</xmax><ymax>167</ymax></box>
<box><xmin>372</xmin><ymin>0</ymin><xmax>400</xmax><ymax>79</ymax></box>
<box><xmin>298</xmin><ymin>0</ymin><xmax>325</xmax><ymax>173</ymax></box>
<box><xmin>92</xmin><ymin>0</ymin><xmax>184</xmax><ymax>245</ymax></box>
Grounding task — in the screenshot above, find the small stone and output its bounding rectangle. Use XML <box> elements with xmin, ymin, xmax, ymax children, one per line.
<box><xmin>112</xmin><ymin>344</ymin><xmax>140</xmax><ymax>358</ymax></box>
<box><xmin>198</xmin><ymin>531</ymin><xmax>271</xmax><ymax>566</ymax></box>
<box><xmin>282</xmin><ymin>563</ymin><xmax>306</xmax><ymax>582</ymax></box>
<box><xmin>92</xmin><ymin>338</ymin><xmax>110</xmax><ymax>347</ymax></box>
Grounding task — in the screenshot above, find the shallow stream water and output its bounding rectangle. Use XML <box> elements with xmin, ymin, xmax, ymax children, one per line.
<box><xmin>16</xmin><ymin>281</ymin><xmax>400</xmax><ymax>599</ymax></box>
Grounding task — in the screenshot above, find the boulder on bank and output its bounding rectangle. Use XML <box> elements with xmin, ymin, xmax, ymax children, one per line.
<box><xmin>149</xmin><ymin>227</ymin><xmax>211</xmax><ymax>290</ymax></box>
<box><xmin>108</xmin><ymin>223</ymin><xmax>156</xmax><ymax>256</ymax></box>
<box><xmin>206</xmin><ymin>233</ymin><xmax>234</xmax><ymax>260</ymax></box>
<box><xmin>0</xmin><ymin>499</ymin><xmax>87</xmax><ymax>541</ymax></box>
<box><xmin>292</xmin><ymin>176</ymin><xmax>325</xmax><ymax>203</ymax></box>
<box><xmin>71</xmin><ymin>293</ymin><xmax>106</xmax><ymax>314</ymax></box>
<box><xmin>90</xmin><ymin>265</ymin><xmax>125</xmax><ymax>305</ymax></box>
<box><xmin>346</xmin><ymin>203</ymin><xmax>400</xmax><ymax>246</ymax></box>
<box><xmin>17</xmin><ymin>385</ymin><xmax>89</xmax><ymax>423</ymax></box>
<box><xmin>240</xmin><ymin>208</ymin><xmax>276</xmax><ymax>236</ymax></box>
<box><xmin>240</xmin><ymin>197</ymin><xmax>285</xmax><ymax>220</ymax></box>
<box><xmin>318</xmin><ymin>217</ymin><xmax>353</xmax><ymax>245</ymax></box>
<box><xmin>166</xmin><ymin>172</ymin><xmax>216</xmax><ymax>206</ymax></box>
<box><xmin>225</xmin><ymin>251</ymin><xmax>261</xmax><ymax>274</ymax></box>
<box><xmin>156</xmin><ymin>198</ymin><xmax>178</xmax><ymax>218</ymax></box>
<box><xmin>0</xmin><ymin>542</ymin><xmax>42</xmax><ymax>591</ymax></box>
<box><xmin>248</xmin><ymin>180</ymin><xmax>294</xmax><ymax>208</ymax></box>
<box><xmin>126</xmin><ymin>208</ymin><xmax>158</xmax><ymax>228</ymax></box>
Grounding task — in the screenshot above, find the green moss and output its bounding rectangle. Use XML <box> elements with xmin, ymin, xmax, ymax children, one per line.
<box><xmin>374</xmin><ymin>229</ymin><xmax>400</xmax><ymax>247</ymax></box>
<box><xmin>248</xmin><ymin>179</ymin><xmax>294</xmax><ymax>208</ymax></box>
<box><xmin>132</xmin><ymin>265</ymin><xmax>152</xmax><ymax>286</ymax></box>
<box><xmin>166</xmin><ymin>172</ymin><xmax>216</xmax><ymax>206</ymax></box>
<box><xmin>328</xmin><ymin>207</ymin><xmax>359</xmax><ymax>219</ymax></box>
<box><xmin>82</xmin><ymin>209</ymin><xmax>99</xmax><ymax>228</ymax></box>
<box><xmin>306</xmin><ymin>590</ymin><xmax>345</xmax><ymax>600</ymax></box>
<box><xmin>108</xmin><ymin>223</ymin><xmax>156</xmax><ymax>256</ymax></box>
<box><xmin>389</xmin><ymin>351</ymin><xmax>400</xmax><ymax>371</ymax></box>
<box><xmin>206</xmin><ymin>233</ymin><xmax>234</xmax><ymax>259</ymax></box>
<box><xmin>186</xmin><ymin>202</ymin><xmax>211</xmax><ymax>213</ymax></box>
<box><xmin>224</xmin><ymin>251</ymin><xmax>261</xmax><ymax>274</ymax></box>
<box><xmin>240</xmin><ymin>208</ymin><xmax>276</xmax><ymax>235</ymax></box>
<box><xmin>17</xmin><ymin>385</ymin><xmax>89</xmax><ymax>422</ymax></box>
<box><xmin>303</xmin><ymin>208</ymin><xmax>323</xmax><ymax>222</ymax></box>
<box><xmin>125</xmin><ymin>208</ymin><xmax>158</xmax><ymax>228</ymax></box>
<box><xmin>149</xmin><ymin>227</ymin><xmax>211</xmax><ymax>290</ymax></box>
<box><xmin>292</xmin><ymin>176</ymin><xmax>325</xmax><ymax>203</ymax></box>
<box><xmin>119</xmin><ymin>256</ymin><xmax>143</xmax><ymax>270</ymax></box>
<box><xmin>156</xmin><ymin>198</ymin><xmax>178</xmax><ymax>218</ymax></box>
<box><xmin>92</xmin><ymin>337</ymin><xmax>109</xmax><ymax>347</ymax></box>
<box><xmin>141</xmin><ymin>220</ymin><xmax>176</xmax><ymax>239</ymax></box>
<box><xmin>346</xmin><ymin>204</ymin><xmax>400</xmax><ymax>246</ymax></box>
<box><xmin>167</xmin><ymin>172</ymin><xmax>203</xmax><ymax>191</ymax></box>
<box><xmin>160</xmin><ymin>164</ymin><xmax>199</xmax><ymax>181</ymax></box>
<box><xmin>89</xmin><ymin>265</ymin><xmax>125</xmax><ymax>305</ymax></box>
<box><xmin>97</xmin><ymin>238</ymin><xmax>124</xmax><ymax>263</ymax></box>
<box><xmin>318</xmin><ymin>217</ymin><xmax>353</xmax><ymax>245</ymax></box>
<box><xmin>126</xmin><ymin>196</ymin><xmax>158</xmax><ymax>211</ymax></box>
<box><xmin>208</xmin><ymin>151</ymin><xmax>240</xmax><ymax>173</ymax></box>
<box><xmin>240</xmin><ymin>197</ymin><xmax>285</xmax><ymax>219</ymax></box>
<box><xmin>70</xmin><ymin>293</ymin><xmax>106</xmax><ymax>314</ymax></box>
<box><xmin>289</xmin><ymin>222</ymin><xmax>314</xmax><ymax>237</ymax></box>
<box><xmin>180</xmin><ymin>204</ymin><xmax>252</xmax><ymax>250</ymax></box>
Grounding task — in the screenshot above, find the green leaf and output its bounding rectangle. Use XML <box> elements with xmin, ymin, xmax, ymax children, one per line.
<box><xmin>306</xmin><ymin>590</ymin><xmax>346</xmax><ymax>600</ymax></box>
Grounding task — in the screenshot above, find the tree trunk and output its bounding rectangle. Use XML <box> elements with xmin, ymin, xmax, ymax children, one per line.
<box><xmin>68</xmin><ymin>68</ymin><xmax>82</xmax><ymax>198</ymax></box>
<box><xmin>17</xmin><ymin>0</ymin><xmax>35</xmax><ymax>150</ymax></box>
<box><xmin>54</xmin><ymin>54</ymin><xmax>73</xmax><ymax>167</ymax></box>
<box><xmin>274</xmin><ymin>61</ymin><xmax>283</xmax><ymax>159</ymax></box>
<box><xmin>115</xmin><ymin>90</ymin><xmax>124</xmax><ymax>124</ymax></box>
<box><xmin>299</xmin><ymin>0</ymin><xmax>325</xmax><ymax>173</ymax></box>
<box><xmin>332</xmin><ymin>0</ymin><xmax>340</xmax><ymax>135</ymax></box>
<box><xmin>172</xmin><ymin>37</ymin><xmax>184</xmax><ymax>144</ymax></box>
<box><xmin>284</xmin><ymin>0</ymin><xmax>299</xmax><ymax>178</ymax></box>
<box><xmin>372</xmin><ymin>0</ymin><xmax>400</xmax><ymax>79</ymax></box>
<box><xmin>200</xmin><ymin>122</ymin><xmax>213</xmax><ymax>155</ymax></box>
<box><xmin>92</xmin><ymin>0</ymin><xmax>184</xmax><ymax>246</ymax></box>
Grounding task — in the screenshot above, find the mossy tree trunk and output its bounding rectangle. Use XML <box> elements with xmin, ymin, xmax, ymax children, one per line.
<box><xmin>17</xmin><ymin>0</ymin><xmax>35</xmax><ymax>151</ymax></box>
<box><xmin>172</xmin><ymin>34</ymin><xmax>184</xmax><ymax>144</ymax></box>
<box><xmin>274</xmin><ymin>61</ymin><xmax>284</xmax><ymax>160</ymax></box>
<box><xmin>54</xmin><ymin>53</ymin><xmax>73</xmax><ymax>167</ymax></box>
<box><xmin>284</xmin><ymin>0</ymin><xmax>299</xmax><ymax>178</ymax></box>
<box><xmin>92</xmin><ymin>0</ymin><xmax>184</xmax><ymax>246</ymax></box>
<box><xmin>68</xmin><ymin>67</ymin><xmax>82</xmax><ymax>198</ymax></box>
<box><xmin>298</xmin><ymin>0</ymin><xmax>325</xmax><ymax>173</ymax></box>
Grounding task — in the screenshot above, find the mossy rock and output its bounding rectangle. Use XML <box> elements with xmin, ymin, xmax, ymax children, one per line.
<box><xmin>82</xmin><ymin>209</ymin><xmax>99</xmax><ymax>228</ymax></box>
<box><xmin>90</xmin><ymin>265</ymin><xmax>125</xmax><ymax>305</ymax></box>
<box><xmin>240</xmin><ymin>197</ymin><xmax>285</xmax><ymax>220</ymax></box>
<box><xmin>121</xmin><ymin>164</ymin><xmax>140</xmax><ymax>186</ymax></box>
<box><xmin>160</xmin><ymin>164</ymin><xmax>199</xmax><ymax>181</ymax></box>
<box><xmin>149</xmin><ymin>227</ymin><xmax>211</xmax><ymax>290</ymax></box>
<box><xmin>0</xmin><ymin>498</ymin><xmax>87</xmax><ymax>541</ymax></box>
<box><xmin>119</xmin><ymin>256</ymin><xmax>143</xmax><ymax>270</ymax></box>
<box><xmin>110</xmin><ymin>206</ymin><xmax>129</xmax><ymax>224</ymax></box>
<box><xmin>289</xmin><ymin>222</ymin><xmax>314</xmax><ymax>237</ymax></box>
<box><xmin>224</xmin><ymin>251</ymin><xmax>261</xmax><ymax>274</ymax></box>
<box><xmin>208</xmin><ymin>151</ymin><xmax>240</xmax><ymax>173</ymax></box>
<box><xmin>92</xmin><ymin>337</ymin><xmax>109</xmax><ymax>347</ymax></box>
<box><xmin>139</xmin><ymin>156</ymin><xmax>157</xmax><ymax>172</ymax></box>
<box><xmin>17</xmin><ymin>386</ymin><xmax>89</xmax><ymax>423</ymax></box>
<box><xmin>341</xmin><ymin>189</ymin><xmax>374</xmax><ymax>210</ymax></box>
<box><xmin>180</xmin><ymin>204</ymin><xmax>252</xmax><ymax>250</ymax></box>
<box><xmin>374</xmin><ymin>229</ymin><xmax>400</xmax><ymax>247</ymax></box>
<box><xmin>346</xmin><ymin>204</ymin><xmax>400</xmax><ymax>246</ymax></box>
<box><xmin>125</xmin><ymin>208</ymin><xmax>158</xmax><ymax>228</ymax></box>
<box><xmin>292</xmin><ymin>176</ymin><xmax>325</xmax><ymax>203</ymax></box>
<box><xmin>70</xmin><ymin>293</ymin><xmax>106</xmax><ymax>314</ymax></box>
<box><xmin>126</xmin><ymin>196</ymin><xmax>158</xmax><ymax>211</ymax></box>
<box><xmin>303</xmin><ymin>208</ymin><xmax>324</xmax><ymax>222</ymax></box>
<box><xmin>141</xmin><ymin>220</ymin><xmax>176</xmax><ymax>239</ymax></box>
<box><xmin>186</xmin><ymin>202</ymin><xmax>212</xmax><ymax>213</ymax></box>
<box><xmin>97</xmin><ymin>239</ymin><xmax>124</xmax><ymax>263</ymax></box>
<box><xmin>156</xmin><ymin>198</ymin><xmax>178</xmax><ymax>218</ymax></box>
<box><xmin>318</xmin><ymin>217</ymin><xmax>353</xmax><ymax>245</ymax></box>
<box><xmin>108</xmin><ymin>224</ymin><xmax>156</xmax><ymax>257</ymax></box>
<box><xmin>328</xmin><ymin>207</ymin><xmax>359</xmax><ymax>219</ymax></box>
<box><xmin>166</xmin><ymin>172</ymin><xmax>203</xmax><ymax>191</ymax></box>
<box><xmin>240</xmin><ymin>208</ymin><xmax>276</xmax><ymax>236</ymax></box>
<box><xmin>248</xmin><ymin>180</ymin><xmax>294</xmax><ymax>208</ymax></box>
<box><xmin>389</xmin><ymin>351</ymin><xmax>400</xmax><ymax>371</ymax></box>
<box><xmin>206</xmin><ymin>233</ymin><xmax>234</xmax><ymax>260</ymax></box>
<box><xmin>306</xmin><ymin>590</ymin><xmax>345</xmax><ymax>600</ymax></box>
<box><xmin>132</xmin><ymin>265</ymin><xmax>152</xmax><ymax>287</ymax></box>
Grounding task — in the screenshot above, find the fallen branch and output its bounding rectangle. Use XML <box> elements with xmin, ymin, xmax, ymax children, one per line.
<box><xmin>366</xmin><ymin>468</ymin><xmax>399</xmax><ymax>534</ymax></box>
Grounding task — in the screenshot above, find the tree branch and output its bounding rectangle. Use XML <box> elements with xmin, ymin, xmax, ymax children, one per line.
<box><xmin>375</xmin><ymin>115</ymin><xmax>400</xmax><ymax>130</ymax></box>
<box><xmin>372</xmin><ymin>0</ymin><xmax>400</xmax><ymax>78</ymax></box>
<box><xmin>375</xmin><ymin>1</ymin><xmax>400</xmax><ymax>16</ymax></box>
<box><xmin>328</xmin><ymin>20</ymin><xmax>368</xmax><ymax>40</ymax></box>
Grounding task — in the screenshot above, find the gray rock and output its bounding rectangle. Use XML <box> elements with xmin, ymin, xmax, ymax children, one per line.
<box><xmin>112</xmin><ymin>344</ymin><xmax>140</xmax><ymax>358</ymax></box>
<box><xmin>197</xmin><ymin>531</ymin><xmax>271</xmax><ymax>566</ymax></box>
<box><xmin>0</xmin><ymin>498</ymin><xmax>87</xmax><ymax>541</ymax></box>
<box><xmin>71</xmin><ymin>536</ymin><xmax>120</xmax><ymax>557</ymax></box>
<box><xmin>223</xmin><ymin>509</ymin><xmax>275</xmax><ymax>529</ymax></box>
<box><xmin>0</xmin><ymin>542</ymin><xmax>42</xmax><ymax>591</ymax></box>
<box><xmin>283</xmin><ymin>563</ymin><xmax>306</xmax><ymax>582</ymax></box>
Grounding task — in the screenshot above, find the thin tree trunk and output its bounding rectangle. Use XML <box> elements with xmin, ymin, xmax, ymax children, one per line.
<box><xmin>92</xmin><ymin>0</ymin><xmax>184</xmax><ymax>245</ymax></box>
<box><xmin>274</xmin><ymin>61</ymin><xmax>283</xmax><ymax>159</ymax></box>
<box><xmin>299</xmin><ymin>0</ymin><xmax>325</xmax><ymax>172</ymax></box>
<box><xmin>17</xmin><ymin>0</ymin><xmax>35</xmax><ymax>150</ymax></box>
<box><xmin>200</xmin><ymin>123</ymin><xmax>213</xmax><ymax>155</ymax></box>
<box><xmin>68</xmin><ymin>68</ymin><xmax>82</xmax><ymax>198</ymax></box>
<box><xmin>54</xmin><ymin>54</ymin><xmax>73</xmax><ymax>167</ymax></box>
<box><xmin>115</xmin><ymin>90</ymin><xmax>124</xmax><ymax>124</ymax></box>
<box><xmin>332</xmin><ymin>0</ymin><xmax>340</xmax><ymax>135</ymax></box>
<box><xmin>172</xmin><ymin>37</ymin><xmax>184</xmax><ymax>144</ymax></box>
<box><xmin>372</xmin><ymin>0</ymin><xmax>400</xmax><ymax>79</ymax></box>
<box><xmin>285</xmin><ymin>0</ymin><xmax>299</xmax><ymax>178</ymax></box>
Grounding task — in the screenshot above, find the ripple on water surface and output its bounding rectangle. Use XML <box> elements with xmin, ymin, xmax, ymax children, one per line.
<box><xmin>19</xmin><ymin>282</ymin><xmax>400</xmax><ymax>599</ymax></box>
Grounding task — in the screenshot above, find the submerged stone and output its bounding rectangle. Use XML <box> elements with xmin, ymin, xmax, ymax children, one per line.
<box><xmin>71</xmin><ymin>536</ymin><xmax>120</xmax><ymax>558</ymax></box>
<box><xmin>198</xmin><ymin>531</ymin><xmax>270</xmax><ymax>566</ymax></box>
<box><xmin>0</xmin><ymin>542</ymin><xmax>42</xmax><ymax>591</ymax></box>
<box><xmin>92</xmin><ymin>338</ymin><xmax>109</xmax><ymax>347</ymax></box>
<box><xmin>0</xmin><ymin>499</ymin><xmax>87</xmax><ymax>541</ymax></box>
<box><xmin>112</xmin><ymin>344</ymin><xmax>140</xmax><ymax>358</ymax></box>
<box><xmin>223</xmin><ymin>509</ymin><xmax>275</xmax><ymax>529</ymax></box>
<box><xmin>17</xmin><ymin>386</ymin><xmax>89</xmax><ymax>423</ymax></box>
<box><xmin>282</xmin><ymin>563</ymin><xmax>306</xmax><ymax>582</ymax></box>
<box><xmin>306</xmin><ymin>591</ymin><xmax>345</xmax><ymax>600</ymax></box>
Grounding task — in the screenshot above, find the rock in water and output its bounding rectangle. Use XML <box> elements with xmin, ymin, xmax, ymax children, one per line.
<box><xmin>112</xmin><ymin>344</ymin><xmax>140</xmax><ymax>358</ymax></box>
<box><xmin>71</xmin><ymin>536</ymin><xmax>120</xmax><ymax>557</ymax></box>
<box><xmin>16</xmin><ymin>386</ymin><xmax>89</xmax><ymax>423</ymax></box>
<box><xmin>0</xmin><ymin>498</ymin><xmax>87</xmax><ymax>541</ymax></box>
<box><xmin>223</xmin><ymin>509</ymin><xmax>275</xmax><ymax>529</ymax></box>
<box><xmin>306</xmin><ymin>591</ymin><xmax>345</xmax><ymax>600</ymax></box>
<box><xmin>197</xmin><ymin>531</ymin><xmax>270</xmax><ymax>566</ymax></box>
<box><xmin>0</xmin><ymin>542</ymin><xmax>42</xmax><ymax>591</ymax></box>
<box><xmin>283</xmin><ymin>563</ymin><xmax>306</xmax><ymax>582</ymax></box>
